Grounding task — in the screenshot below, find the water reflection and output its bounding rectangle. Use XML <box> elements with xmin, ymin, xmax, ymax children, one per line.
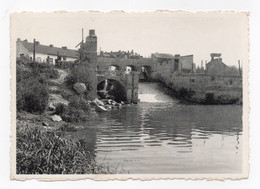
<box><xmin>68</xmin><ymin>101</ymin><xmax>242</xmax><ymax>174</ymax></box>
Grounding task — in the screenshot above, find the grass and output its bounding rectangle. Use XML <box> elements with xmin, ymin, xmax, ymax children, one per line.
<box><xmin>16</xmin><ymin>124</ymin><xmax>116</xmax><ymax>174</ymax></box>
<box><xmin>55</xmin><ymin>96</ymin><xmax>97</xmax><ymax>123</ymax></box>
<box><xmin>16</xmin><ymin>59</ymin><xmax>59</xmax><ymax>114</ymax></box>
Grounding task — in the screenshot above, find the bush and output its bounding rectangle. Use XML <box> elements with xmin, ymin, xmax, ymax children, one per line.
<box><xmin>17</xmin><ymin>62</ymin><xmax>49</xmax><ymax>114</ymax></box>
<box><xmin>65</xmin><ymin>74</ymin><xmax>78</xmax><ymax>90</ymax></box>
<box><xmin>178</xmin><ymin>88</ymin><xmax>195</xmax><ymax>99</ymax></box>
<box><xmin>17</xmin><ymin>80</ymin><xmax>49</xmax><ymax>113</ymax></box>
<box><xmin>55</xmin><ymin>97</ymin><xmax>96</xmax><ymax>122</ymax></box>
<box><xmin>16</xmin><ymin>125</ymin><xmax>115</xmax><ymax>174</ymax></box>
<box><xmin>65</xmin><ymin>63</ymin><xmax>96</xmax><ymax>100</ymax></box>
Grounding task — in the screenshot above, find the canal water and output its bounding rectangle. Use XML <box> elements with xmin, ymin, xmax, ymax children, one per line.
<box><xmin>69</xmin><ymin>82</ymin><xmax>243</xmax><ymax>174</ymax></box>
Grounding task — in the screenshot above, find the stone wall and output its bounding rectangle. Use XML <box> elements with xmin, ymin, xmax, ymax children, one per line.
<box><xmin>152</xmin><ymin>71</ymin><xmax>242</xmax><ymax>104</ymax></box>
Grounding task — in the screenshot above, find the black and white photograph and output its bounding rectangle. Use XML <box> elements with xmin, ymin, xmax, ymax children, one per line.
<box><xmin>10</xmin><ymin>11</ymin><xmax>249</xmax><ymax>180</ymax></box>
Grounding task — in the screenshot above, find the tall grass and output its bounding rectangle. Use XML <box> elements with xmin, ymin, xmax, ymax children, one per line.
<box><xmin>16</xmin><ymin>125</ymin><xmax>115</xmax><ymax>174</ymax></box>
<box><xmin>55</xmin><ymin>96</ymin><xmax>97</xmax><ymax>123</ymax></box>
<box><xmin>16</xmin><ymin>59</ymin><xmax>59</xmax><ymax>114</ymax></box>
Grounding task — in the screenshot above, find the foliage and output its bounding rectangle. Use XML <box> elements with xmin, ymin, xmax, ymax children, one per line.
<box><xmin>205</xmin><ymin>93</ymin><xmax>215</xmax><ymax>104</ymax></box>
<box><xmin>16</xmin><ymin>125</ymin><xmax>115</xmax><ymax>174</ymax></box>
<box><xmin>178</xmin><ymin>87</ymin><xmax>195</xmax><ymax>99</ymax></box>
<box><xmin>65</xmin><ymin>63</ymin><xmax>95</xmax><ymax>100</ymax></box>
<box><xmin>225</xmin><ymin>66</ymin><xmax>241</xmax><ymax>76</ymax></box>
<box><xmin>65</xmin><ymin>74</ymin><xmax>78</xmax><ymax>90</ymax></box>
<box><xmin>55</xmin><ymin>97</ymin><xmax>97</xmax><ymax>123</ymax></box>
<box><xmin>16</xmin><ymin>79</ymin><xmax>49</xmax><ymax>113</ymax></box>
<box><xmin>16</xmin><ymin>61</ymin><xmax>51</xmax><ymax>114</ymax></box>
<box><xmin>26</xmin><ymin>60</ymin><xmax>59</xmax><ymax>80</ymax></box>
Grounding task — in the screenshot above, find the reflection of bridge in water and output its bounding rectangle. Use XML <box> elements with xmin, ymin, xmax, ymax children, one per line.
<box><xmin>96</xmin><ymin>57</ymin><xmax>153</xmax><ymax>103</ymax></box>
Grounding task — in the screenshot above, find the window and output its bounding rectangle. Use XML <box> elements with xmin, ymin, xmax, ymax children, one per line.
<box><xmin>190</xmin><ymin>79</ymin><xmax>195</xmax><ymax>83</ymax></box>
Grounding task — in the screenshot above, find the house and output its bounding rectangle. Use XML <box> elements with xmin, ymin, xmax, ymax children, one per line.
<box><xmin>16</xmin><ymin>38</ymin><xmax>78</xmax><ymax>64</ymax></box>
<box><xmin>206</xmin><ymin>53</ymin><xmax>230</xmax><ymax>75</ymax></box>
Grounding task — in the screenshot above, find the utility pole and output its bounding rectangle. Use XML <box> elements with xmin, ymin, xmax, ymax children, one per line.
<box><xmin>238</xmin><ymin>60</ymin><xmax>241</xmax><ymax>76</ymax></box>
<box><xmin>205</xmin><ymin>60</ymin><xmax>207</xmax><ymax>75</ymax></box>
<box><xmin>33</xmin><ymin>38</ymin><xmax>36</xmax><ymax>62</ymax></box>
<box><xmin>82</xmin><ymin>28</ymin><xmax>84</xmax><ymax>43</ymax></box>
<box><xmin>180</xmin><ymin>61</ymin><xmax>182</xmax><ymax>75</ymax></box>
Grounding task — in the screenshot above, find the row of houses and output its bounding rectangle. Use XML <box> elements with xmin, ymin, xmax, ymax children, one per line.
<box><xmin>16</xmin><ymin>38</ymin><xmax>78</xmax><ymax>64</ymax></box>
<box><xmin>16</xmin><ymin>38</ymin><xmax>238</xmax><ymax>76</ymax></box>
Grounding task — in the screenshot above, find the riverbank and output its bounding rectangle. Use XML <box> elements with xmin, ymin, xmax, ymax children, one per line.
<box><xmin>16</xmin><ymin>111</ymin><xmax>118</xmax><ymax>174</ymax></box>
<box><xmin>16</xmin><ymin>59</ymin><xmax>123</xmax><ymax>174</ymax></box>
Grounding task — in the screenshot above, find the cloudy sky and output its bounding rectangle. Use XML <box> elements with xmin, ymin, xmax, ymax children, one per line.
<box><xmin>11</xmin><ymin>12</ymin><xmax>248</xmax><ymax>67</ymax></box>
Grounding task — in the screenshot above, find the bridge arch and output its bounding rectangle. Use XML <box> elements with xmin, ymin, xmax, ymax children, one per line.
<box><xmin>97</xmin><ymin>78</ymin><xmax>127</xmax><ymax>102</ymax></box>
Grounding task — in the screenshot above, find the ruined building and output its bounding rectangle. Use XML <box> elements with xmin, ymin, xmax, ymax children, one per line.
<box><xmin>206</xmin><ymin>53</ymin><xmax>230</xmax><ymax>76</ymax></box>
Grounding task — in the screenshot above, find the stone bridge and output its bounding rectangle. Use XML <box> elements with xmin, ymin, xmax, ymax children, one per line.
<box><xmin>77</xmin><ymin>29</ymin><xmax>154</xmax><ymax>103</ymax></box>
<box><xmin>96</xmin><ymin>57</ymin><xmax>153</xmax><ymax>103</ymax></box>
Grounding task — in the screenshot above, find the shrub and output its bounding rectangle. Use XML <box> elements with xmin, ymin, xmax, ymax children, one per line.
<box><xmin>65</xmin><ymin>74</ymin><xmax>78</xmax><ymax>90</ymax></box>
<box><xmin>17</xmin><ymin>81</ymin><xmax>49</xmax><ymax>114</ymax></box>
<box><xmin>55</xmin><ymin>97</ymin><xmax>96</xmax><ymax>123</ymax></box>
<box><xmin>205</xmin><ymin>93</ymin><xmax>215</xmax><ymax>104</ymax></box>
<box><xmin>16</xmin><ymin>125</ymin><xmax>115</xmax><ymax>174</ymax></box>
<box><xmin>24</xmin><ymin>62</ymin><xmax>59</xmax><ymax>80</ymax></box>
<box><xmin>17</xmin><ymin>63</ymin><xmax>49</xmax><ymax>114</ymax></box>
<box><xmin>65</xmin><ymin>63</ymin><xmax>96</xmax><ymax>100</ymax></box>
<box><xmin>54</xmin><ymin>103</ymin><xmax>68</xmax><ymax>116</ymax></box>
<box><xmin>178</xmin><ymin>88</ymin><xmax>195</xmax><ymax>99</ymax></box>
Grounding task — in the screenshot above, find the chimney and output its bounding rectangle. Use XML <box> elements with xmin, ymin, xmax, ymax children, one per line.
<box><xmin>17</xmin><ymin>38</ymin><xmax>21</xmax><ymax>41</ymax></box>
<box><xmin>49</xmin><ymin>44</ymin><xmax>53</xmax><ymax>48</ymax></box>
<box><xmin>23</xmin><ymin>39</ymin><xmax>28</xmax><ymax>42</ymax></box>
<box><xmin>35</xmin><ymin>41</ymin><xmax>40</xmax><ymax>45</ymax></box>
<box><xmin>89</xmin><ymin>29</ymin><xmax>95</xmax><ymax>36</ymax></box>
<box><xmin>62</xmin><ymin>46</ymin><xmax>67</xmax><ymax>50</ymax></box>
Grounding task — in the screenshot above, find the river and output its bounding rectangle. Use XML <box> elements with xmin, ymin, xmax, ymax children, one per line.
<box><xmin>69</xmin><ymin>82</ymin><xmax>243</xmax><ymax>174</ymax></box>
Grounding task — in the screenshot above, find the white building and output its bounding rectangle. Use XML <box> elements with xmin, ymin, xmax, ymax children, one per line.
<box><xmin>16</xmin><ymin>38</ymin><xmax>78</xmax><ymax>64</ymax></box>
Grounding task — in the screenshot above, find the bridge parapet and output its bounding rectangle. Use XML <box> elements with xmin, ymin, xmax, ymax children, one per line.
<box><xmin>97</xmin><ymin>57</ymin><xmax>153</xmax><ymax>73</ymax></box>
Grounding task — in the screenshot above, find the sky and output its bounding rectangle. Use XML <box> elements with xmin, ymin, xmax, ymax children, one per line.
<box><xmin>11</xmin><ymin>12</ymin><xmax>249</xmax><ymax>67</ymax></box>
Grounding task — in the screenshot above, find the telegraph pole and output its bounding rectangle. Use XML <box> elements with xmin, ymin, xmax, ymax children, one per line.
<box><xmin>33</xmin><ymin>38</ymin><xmax>36</xmax><ymax>62</ymax></box>
<box><xmin>82</xmin><ymin>28</ymin><xmax>84</xmax><ymax>43</ymax></box>
<box><xmin>238</xmin><ymin>60</ymin><xmax>241</xmax><ymax>76</ymax></box>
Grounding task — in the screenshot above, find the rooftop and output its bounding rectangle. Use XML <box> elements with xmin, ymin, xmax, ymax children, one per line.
<box><xmin>17</xmin><ymin>39</ymin><xmax>78</xmax><ymax>58</ymax></box>
<box><xmin>152</xmin><ymin>53</ymin><xmax>174</xmax><ymax>59</ymax></box>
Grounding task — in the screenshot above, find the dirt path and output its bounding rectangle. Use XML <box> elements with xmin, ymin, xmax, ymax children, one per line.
<box><xmin>47</xmin><ymin>69</ymin><xmax>69</xmax><ymax>109</ymax></box>
<box><xmin>48</xmin><ymin>69</ymin><xmax>68</xmax><ymax>85</ymax></box>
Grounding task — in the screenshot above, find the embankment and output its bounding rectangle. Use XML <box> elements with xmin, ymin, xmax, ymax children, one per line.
<box><xmin>151</xmin><ymin>72</ymin><xmax>242</xmax><ymax>104</ymax></box>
